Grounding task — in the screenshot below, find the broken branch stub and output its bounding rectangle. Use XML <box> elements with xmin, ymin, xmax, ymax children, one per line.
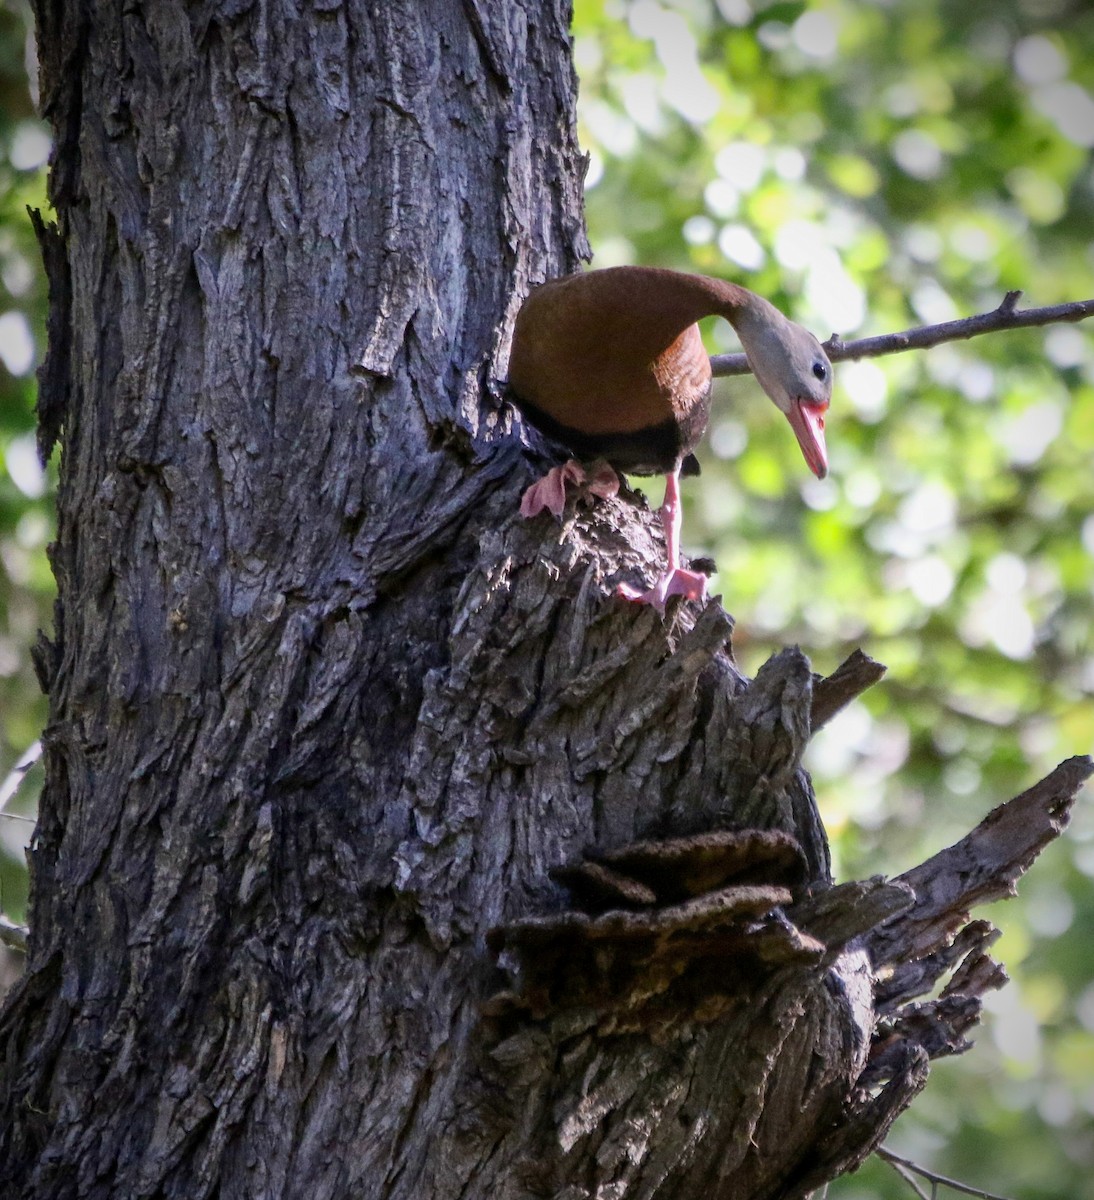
<box><xmin>488</xmin><ymin>636</ymin><xmax>1092</xmax><ymax>1198</ymax></box>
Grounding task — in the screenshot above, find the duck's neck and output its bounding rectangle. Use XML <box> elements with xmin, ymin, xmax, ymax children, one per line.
<box><xmin>621</xmin><ymin>267</ymin><xmax>775</xmax><ymax>335</ymax></box>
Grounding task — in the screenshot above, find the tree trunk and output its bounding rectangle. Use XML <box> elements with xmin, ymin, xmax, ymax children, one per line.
<box><xmin>2</xmin><ymin>3</ymin><xmax>1089</xmax><ymax>1198</ymax></box>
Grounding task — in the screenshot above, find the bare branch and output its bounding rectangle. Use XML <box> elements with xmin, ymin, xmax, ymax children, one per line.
<box><xmin>868</xmin><ymin>755</ymin><xmax>1094</xmax><ymax>969</ymax></box>
<box><xmin>710</xmin><ymin>293</ymin><xmax>1094</xmax><ymax>377</ymax></box>
<box><xmin>879</xmin><ymin>1148</ymin><xmax>1015</xmax><ymax>1200</ymax></box>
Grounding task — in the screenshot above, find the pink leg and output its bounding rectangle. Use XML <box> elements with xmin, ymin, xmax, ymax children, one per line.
<box><xmin>662</xmin><ymin>466</ymin><xmax>684</xmax><ymax>574</ymax></box>
<box><xmin>617</xmin><ymin>467</ymin><xmax>708</xmax><ymax>609</ymax></box>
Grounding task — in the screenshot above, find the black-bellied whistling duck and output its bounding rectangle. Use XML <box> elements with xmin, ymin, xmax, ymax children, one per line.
<box><xmin>507</xmin><ymin>266</ymin><xmax>832</xmax><ymax>608</ymax></box>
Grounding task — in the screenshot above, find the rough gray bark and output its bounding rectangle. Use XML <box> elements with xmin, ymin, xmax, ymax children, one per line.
<box><xmin>1</xmin><ymin>3</ymin><xmax>1090</xmax><ymax>1199</ymax></box>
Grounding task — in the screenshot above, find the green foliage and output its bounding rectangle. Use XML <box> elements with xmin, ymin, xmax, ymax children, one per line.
<box><xmin>0</xmin><ymin>1</ymin><xmax>50</xmax><ymax>930</ymax></box>
<box><xmin>1</xmin><ymin>0</ymin><xmax>1092</xmax><ymax>1193</ymax></box>
<box><xmin>574</xmin><ymin>0</ymin><xmax>1094</xmax><ymax>1196</ymax></box>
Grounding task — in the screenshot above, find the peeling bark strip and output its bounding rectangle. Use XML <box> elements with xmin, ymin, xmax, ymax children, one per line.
<box><xmin>2</xmin><ymin>4</ymin><xmax>1091</xmax><ymax>1200</ymax></box>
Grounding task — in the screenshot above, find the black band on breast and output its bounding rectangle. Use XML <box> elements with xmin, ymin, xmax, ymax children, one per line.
<box><xmin>509</xmin><ymin>387</ymin><xmax>712</xmax><ymax>477</ymax></box>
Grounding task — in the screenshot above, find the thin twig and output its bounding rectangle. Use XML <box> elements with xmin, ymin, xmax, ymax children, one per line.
<box><xmin>0</xmin><ymin>913</ymin><xmax>28</xmax><ymax>953</ymax></box>
<box><xmin>879</xmin><ymin>1148</ymin><xmax>1015</xmax><ymax>1200</ymax></box>
<box><xmin>0</xmin><ymin>739</ymin><xmax>42</xmax><ymax>815</ymax></box>
<box><xmin>710</xmin><ymin>292</ymin><xmax>1094</xmax><ymax>377</ymax></box>
<box><xmin>885</xmin><ymin>1155</ymin><xmax>934</xmax><ymax>1200</ymax></box>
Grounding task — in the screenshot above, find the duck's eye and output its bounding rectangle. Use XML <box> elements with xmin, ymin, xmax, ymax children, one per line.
<box><xmin>812</xmin><ymin>361</ymin><xmax>828</xmax><ymax>381</ymax></box>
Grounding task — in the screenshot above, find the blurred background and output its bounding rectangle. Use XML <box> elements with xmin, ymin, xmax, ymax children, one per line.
<box><xmin>2</xmin><ymin>0</ymin><xmax>1093</xmax><ymax>1195</ymax></box>
<box><xmin>0</xmin><ymin>0</ymin><xmax>51</xmax><ymax>991</ymax></box>
<box><xmin>573</xmin><ymin>2</ymin><xmax>1094</xmax><ymax>1196</ymax></box>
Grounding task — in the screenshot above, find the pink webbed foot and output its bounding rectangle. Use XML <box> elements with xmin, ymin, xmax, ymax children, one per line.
<box><xmin>520</xmin><ymin>459</ymin><xmax>620</xmax><ymax>519</ymax></box>
<box><xmin>616</xmin><ymin>567</ymin><xmax>709</xmax><ymax>610</ymax></box>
